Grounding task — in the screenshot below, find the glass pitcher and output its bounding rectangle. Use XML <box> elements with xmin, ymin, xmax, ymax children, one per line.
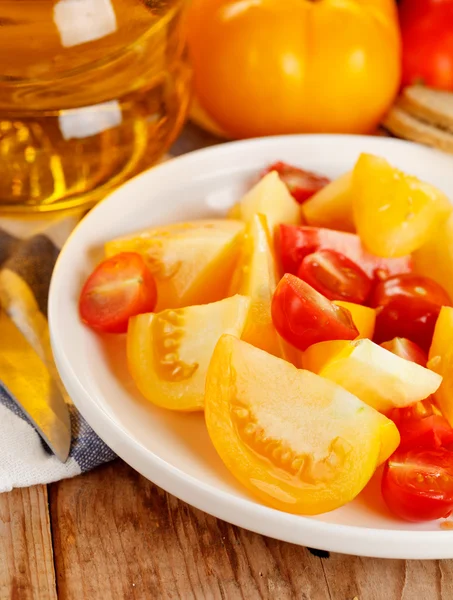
<box><xmin>0</xmin><ymin>0</ymin><xmax>191</xmax><ymax>213</ymax></box>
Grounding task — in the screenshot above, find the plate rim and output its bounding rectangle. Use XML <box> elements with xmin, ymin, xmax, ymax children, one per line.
<box><xmin>49</xmin><ymin>133</ymin><xmax>453</xmax><ymax>559</ymax></box>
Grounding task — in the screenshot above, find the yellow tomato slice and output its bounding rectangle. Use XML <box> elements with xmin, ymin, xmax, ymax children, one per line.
<box><xmin>303</xmin><ymin>338</ymin><xmax>442</xmax><ymax>414</ymax></box>
<box><xmin>302</xmin><ymin>172</ymin><xmax>355</xmax><ymax>232</ymax></box>
<box><xmin>413</xmin><ymin>212</ymin><xmax>453</xmax><ymax>302</ymax></box>
<box><xmin>333</xmin><ymin>301</ymin><xmax>376</xmax><ymax>339</ymax></box>
<box><xmin>127</xmin><ymin>295</ymin><xmax>250</xmax><ymax>411</ymax></box>
<box><xmin>205</xmin><ymin>335</ymin><xmax>399</xmax><ymax>515</ymax></box>
<box><xmin>428</xmin><ymin>307</ymin><xmax>453</xmax><ymax>426</ymax></box>
<box><xmin>228</xmin><ymin>171</ymin><xmax>300</xmax><ymax>236</ymax></box>
<box><xmin>352</xmin><ymin>153</ymin><xmax>451</xmax><ymax>258</ymax></box>
<box><xmin>229</xmin><ymin>213</ymin><xmax>300</xmax><ymax>364</ymax></box>
<box><xmin>105</xmin><ymin>220</ymin><xmax>244</xmax><ymax>311</ymax></box>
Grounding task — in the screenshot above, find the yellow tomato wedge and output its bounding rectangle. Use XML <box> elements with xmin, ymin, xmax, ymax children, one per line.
<box><xmin>229</xmin><ymin>213</ymin><xmax>299</xmax><ymax>364</ymax></box>
<box><xmin>302</xmin><ymin>172</ymin><xmax>355</xmax><ymax>232</ymax></box>
<box><xmin>303</xmin><ymin>338</ymin><xmax>442</xmax><ymax>414</ymax></box>
<box><xmin>352</xmin><ymin>153</ymin><xmax>451</xmax><ymax>258</ymax></box>
<box><xmin>413</xmin><ymin>211</ymin><xmax>453</xmax><ymax>301</ymax></box>
<box><xmin>228</xmin><ymin>171</ymin><xmax>300</xmax><ymax>236</ymax></box>
<box><xmin>333</xmin><ymin>301</ymin><xmax>376</xmax><ymax>339</ymax></box>
<box><xmin>105</xmin><ymin>220</ymin><xmax>244</xmax><ymax>311</ymax></box>
<box><xmin>205</xmin><ymin>335</ymin><xmax>399</xmax><ymax>515</ymax></box>
<box><xmin>127</xmin><ymin>295</ymin><xmax>250</xmax><ymax>411</ymax></box>
<box><xmin>428</xmin><ymin>307</ymin><xmax>453</xmax><ymax>426</ymax></box>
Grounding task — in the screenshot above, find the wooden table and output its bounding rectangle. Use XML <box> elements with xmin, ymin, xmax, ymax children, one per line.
<box><xmin>2</xmin><ymin>459</ymin><xmax>453</xmax><ymax>600</ymax></box>
<box><xmin>1</xmin><ymin>124</ymin><xmax>453</xmax><ymax>600</ymax></box>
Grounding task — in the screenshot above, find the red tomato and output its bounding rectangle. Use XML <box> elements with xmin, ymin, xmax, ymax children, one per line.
<box><xmin>278</xmin><ymin>225</ymin><xmax>412</xmax><ymax>279</ymax></box>
<box><xmin>262</xmin><ymin>162</ymin><xmax>330</xmax><ymax>204</ymax></box>
<box><xmin>380</xmin><ymin>337</ymin><xmax>428</xmax><ymax>367</ymax></box>
<box><xmin>370</xmin><ymin>274</ymin><xmax>451</xmax><ymax>309</ymax></box>
<box><xmin>389</xmin><ymin>398</ymin><xmax>434</xmax><ymax>428</ymax></box>
<box><xmin>297</xmin><ymin>249</ymin><xmax>372</xmax><ymax>304</ymax></box>
<box><xmin>79</xmin><ymin>252</ymin><xmax>158</xmax><ymax>334</ymax></box>
<box><xmin>271</xmin><ymin>273</ymin><xmax>358</xmax><ymax>351</ymax></box>
<box><xmin>382</xmin><ymin>448</ymin><xmax>453</xmax><ymax>522</ymax></box>
<box><xmin>373</xmin><ymin>297</ymin><xmax>440</xmax><ymax>352</ymax></box>
<box><xmin>382</xmin><ymin>339</ymin><xmax>453</xmax><ymax>451</ymax></box>
<box><xmin>397</xmin><ymin>415</ymin><xmax>453</xmax><ymax>452</ymax></box>
<box><xmin>399</xmin><ymin>0</ymin><xmax>453</xmax><ymax>90</ymax></box>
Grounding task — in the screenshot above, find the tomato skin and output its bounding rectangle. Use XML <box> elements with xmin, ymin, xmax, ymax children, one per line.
<box><xmin>278</xmin><ymin>225</ymin><xmax>412</xmax><ymax>280</ymax></box>
<box><xmin>188</xmin><ymin>0</ymin><xmax>400</xmax><ymax>138</ymax></box>
<box><xmin>399</xmin><ymin>0</ymin><xmax>453</xmax><ymax>90</ymax></box>
<box><xmin>380</xmin><ymin>338</ymin><xmax>428</xmax><ymax>367</ymax></box>
<box><xmin>373</xmin><ymin>297</ymin><xmax>440</xmax><ymax>352</ymax></box>
<box><xmin>372</xmin><ymin>275</ymin><xmax>451</xmax><ymax>352</ymax></box>
<box><xmin>297</xmin><ymin>249</ymin><xmax>372</xmax><ymax>304</ymax></box>
<box><xmin>262</xmin><ymin>162</ymin><xmax>330</xmax><ymax>204</ymax></box>
<box><xmin>271</xmin><ymin>273</ymin><xmax>358</xmax><ymax>351</ymax></box>
<box><xmin>79</xmin><ymin>252</ymin><xmax>158</xmax><ymax>334</ymax></box>
<box><xmin>398</xmin><ymin>415</ymin><xmax>453</xmax><ymax>452</ymax></box>
<box><xmin>382</xmin><ymin>448</ymin><xmax>453</xmax><ymax>522</ymax></box>
<box><xmin>370</xmin><ymin>274</ymin><xmax>451</xmax><ymax>310</ymax></box>
<box><xmin>381</xmin><ymin>338</ymin><xmax>453</xmax><ymax>451</ymax></box>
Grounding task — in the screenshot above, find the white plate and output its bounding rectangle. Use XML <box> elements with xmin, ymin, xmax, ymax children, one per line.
<box><xmin>49</xmin><ymin>134</ymin><xmax>453</xmax><ymax>559</ymax></box>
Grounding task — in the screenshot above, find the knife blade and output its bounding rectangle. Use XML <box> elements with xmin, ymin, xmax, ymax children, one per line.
<box><xmin>0</xmin><ymin>309</ymin><xmax>71</xmax><ymax>462</ymax></box>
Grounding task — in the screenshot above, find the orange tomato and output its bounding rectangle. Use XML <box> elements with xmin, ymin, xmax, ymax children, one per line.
<box><xmin>187</xmin><ymin>0</ymin><xmax>401</xmax><ymax>138</ymax></box>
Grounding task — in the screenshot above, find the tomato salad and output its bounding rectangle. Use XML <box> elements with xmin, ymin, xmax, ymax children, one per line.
<box><xmin>79</xmin><ymin>154</ymin><xmax>453</xmax><ymax>523</ymax></box>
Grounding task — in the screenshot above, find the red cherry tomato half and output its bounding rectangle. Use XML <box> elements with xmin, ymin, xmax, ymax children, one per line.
<box><xmin>297</xmin><ymin>249</ymin><xmax>372</xmax><ymax>304</ymax></box>
<box><xmin>389</xmin><ymin>398</ymin><xmax>435</xmax><ymax>428</ymax></box>
<box><xmin>380</xmin><ymin>337</ymin><xmax>428</xmax><ymax>367</ymax></box>
<box><xmin>373</xmin><ymin>297</ymin><xmax>440</xmax><ymax>352</ymax></box>
<box><xmin>278</xmin><ymin>225</ymin><xmax>412</xmax><ymax>279</ymax></box>
<box><xmin>397</xmin><ymin>415</ymin><xmax>453</xmax><ymax>452</ymax></box>
<box><xmin>382</xmin><ymin>448</ymin><xmax>453</xmax><ymax>522</ymax></box>
<box><xmin>271</xmin><ymin>273</ymin><xmax>358</xmax><ymax>351</ymax></box>
<box><xmin>262</xmin><ymin>162</ymin><xmax>330</xmax><ymax>204</ymax></box>
<box><xmin>79</xmin><ymin>252</ymin><xmax>158</xmax><ymax>334</ymax></box>
<box><xmin>370</xmin><ymin>273</ymin><xmax>451</xmax><ymax>309</ymax></box>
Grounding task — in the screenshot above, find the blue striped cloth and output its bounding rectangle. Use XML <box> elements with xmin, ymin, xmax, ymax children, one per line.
<box><xmin>0</xmin><ymin>124</ymin><xmax>222</xmax><ymax>492</ymax></box>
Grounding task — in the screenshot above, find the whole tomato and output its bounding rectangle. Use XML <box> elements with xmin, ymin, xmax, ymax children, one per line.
<box><xmin>188</xmin><ymin>0</ymin><xmax>401</xmax><ymax>138</ymax></box>
<box><xmin>399</xmin><ymin>0</ymin><xmax>453</xmax><ymax>90</ymax></box>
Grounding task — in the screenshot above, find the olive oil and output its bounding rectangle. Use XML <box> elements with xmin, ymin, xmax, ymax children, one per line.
<box><xmin>0</xmin><ymin>0</ymin><xmax>190</xmax><ymax>212</ymax></box>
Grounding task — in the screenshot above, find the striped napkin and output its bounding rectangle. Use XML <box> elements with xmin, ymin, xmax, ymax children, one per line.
<box><xmin>0</xmin><ymin>123</ymin><xmax>222</xmax><ymax>492</ymax></box>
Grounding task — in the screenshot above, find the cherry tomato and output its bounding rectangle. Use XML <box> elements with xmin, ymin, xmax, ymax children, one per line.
<box><xmin>380</xmin><ymin>338</ymin><xmax>428</xmax><ymax>367</ymax></box>
<box><xmin>382</xmin><ymin>448</ymin><xmax>453</xmax><ymax>522</ymax></box>
<box><xmin>262</xmin><ymin>162</ymin><xmax>330</xmax><ymax>204</ymax></box>
<box><xmin>397</xmin><ymin>415</ymin><xmax>453</xmax><ymax>452</ymax></box>
<box><xmin>370</xmin><ymin>273</ymin><xmax>451</xmax><ymax>309</ymax></box>
<box><xmin>388</xmin><ymin>397</ymin><xmax>453</xmax><ymax>453</ymax></box>
<box><xmin>373</xmin><ymin>296</ymin><xmax>440</xmax><ymax>352</ymax></box>
<box><xmin>79</xmin><ymin>252</ymin><xmax>158</xmax><ymax>334</ymax></box>
<box><xmin>400</xmin><ymin>0</ymin><xmax>453</xmax><ymax>90</ymax></box>
<box><xmin>297</xmin><ymin>249</ymin><xmax>372</xmax><ymax>304</ymax></box>
<box><xmin>382</xmin><ymin>338</ymin><xmax>453</xmax><ymax>451</ymax></box>
<box><xmin>389</xmin><ymin>398</ymin><xmax>435</xmax><ymax>428</ymax></box>
<box><xmin>271</xmin><ymin>273</ymin><xmax>358</xmax><ymax>351</ymax></box>
<box><xmin>278</xmin><ymin>225</ymin><xmax>412</xmax><ymax>279</ymax></box>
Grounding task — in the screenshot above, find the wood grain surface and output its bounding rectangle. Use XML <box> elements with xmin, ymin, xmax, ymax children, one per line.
<box><xmin>0</xmin><ymin>485</ymin><xmax>56</xmax><ymax>600</ymax></box>
<box><xmin>1</xmin><ymin>459</ymin><xmax>453</xmax><ymax>599</ymax></box>
<box><xmin>47</xmin><ymin>460</ymin><xmax>453</xmax><ymax>600</ymax></box>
